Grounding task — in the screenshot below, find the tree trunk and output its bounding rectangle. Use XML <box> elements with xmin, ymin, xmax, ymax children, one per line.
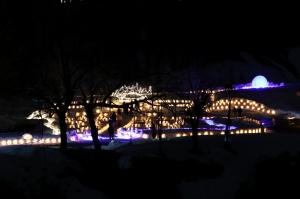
<box><xmin>58</xmin><ymin>112</ymin><xmax>68</xmax><ymax>151</ymax></box>
<box><xmin>192</xmin><ymin>118</ymin><xmax>199</xmax><ymax>151</ymax></box>
<box><xmin>85</xmin><ymin>105</ymin><xmax>101</xmax><ymax>151</ymax></box>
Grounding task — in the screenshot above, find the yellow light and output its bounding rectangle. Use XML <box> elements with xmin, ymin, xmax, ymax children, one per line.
<box><xmin>162</xmin><ymin>134</ymin><xmax>166</xmax><ymax>139</ymax></box>
<box><xmin>51</xmin><ymin>138</ymin><xmax>57</xmax><ymax>143</ymax></box>
<box><xmin>19</xmin><ymin>139</ymin><xmax>24</xmax><ymax>144</ymax></box>
<box><xmin>204</xmin><ymin>131</ymin><xmax>208</xmax><ymax>135</ymax></box>
<box><xmin>7</xmin><ymin>140</ymin><xmax>12</xmax><ymax>145</ymax></box>
<box><xmin>221</xmin><ymin>131</ymin><xmax>225</xmax><ymax>135</ymax></box>
<box><xmin>13</xmin><ymin>139</ymin><xmax>18</xmax><ymax>145</ymax></box>
<box><xmin>271</xmin><ymin>110</ymin><xmax>276</xmax><ymax>115</ymax></box>
<box><xmin>1</xmin><ymin>140</ymin><xmax>6</xmax><ymax>145</ymax></box>
<box><xmin>176</xmin><ymin>133</ymin><xmax>181</xmax><ymax>137</ymax></box>
<box><xmin>45</xmin><ymin>138</ymin><xmax>50</xmax><ymax>144</ymax></box>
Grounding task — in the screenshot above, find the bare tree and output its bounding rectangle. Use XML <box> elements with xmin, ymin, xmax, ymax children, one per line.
<box><xmin>175</xmin><ymin>68</ymin><xmax>211</xmax><ymax>152</ymax></box>
<box><xmin>33</xmin><ymin>47</ymin><xmax>85</xmax><ymax>150</ymax></box>
<box><xmin>79</xmin><ymin>67</ymin><xmax>122</xmax><ymax>150</ymax></box>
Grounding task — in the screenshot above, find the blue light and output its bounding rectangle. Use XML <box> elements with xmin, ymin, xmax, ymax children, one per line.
<box><xmin>251</xmin><ymin>75</ymin><xmax>269</xmax><ymax>88</ymax></box>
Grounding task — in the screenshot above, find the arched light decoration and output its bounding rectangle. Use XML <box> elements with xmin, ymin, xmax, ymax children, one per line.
<box><xmin>251</xmin><ymin>75</ymin><xmax>269</xmax><ymax>88</ymax></box>
<box><xmin>111</xmin><ymin>83</ymin><xmax>152</xmax><ymax>102</ymax></box>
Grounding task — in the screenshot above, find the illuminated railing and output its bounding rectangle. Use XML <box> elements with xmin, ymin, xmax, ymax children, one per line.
<box><xmin>207</xmin><ymin>98</ymin><xmax>276</xmax><ymax>115</ymax></box>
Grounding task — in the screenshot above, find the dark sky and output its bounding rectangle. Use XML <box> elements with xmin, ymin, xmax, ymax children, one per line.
<box><xmin>1</xmin><ymin>0</ymin><xmax>300</xmax><ymax>95</ymax></box>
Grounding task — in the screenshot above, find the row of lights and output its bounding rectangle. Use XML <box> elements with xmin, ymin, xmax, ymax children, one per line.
<box><xmin>147</xmin><ymin>127</ymin><xmax>267</xmax><ymax>139</ymax></box>
<box><xmin>0</xmin><ymin>138</ymin><xmax>61</xmax><ymax>147</ymax></box>
<box><xmin>239</xmin><ymin>116</ymin><xmax>261</xmax><ymax>125</ymax></box>
<box><xmin>207</xmin><ymin>98</ymin><xmax>276</xmax><ymax>115</ymax></box>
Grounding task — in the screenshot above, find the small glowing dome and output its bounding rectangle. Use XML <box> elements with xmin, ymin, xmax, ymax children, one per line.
<box><xmin>22</xmin><ymin>133</ymin><xmax>33</xmax><ymax>140</ymax></box>
<box><xmin>251</xmin><ymin>75</ymin><xmax>269</xmax><ymax>88</ymax></box>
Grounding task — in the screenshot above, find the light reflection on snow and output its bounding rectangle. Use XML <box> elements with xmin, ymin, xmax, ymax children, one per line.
<box><xmin>202</xmin><ymin>119</ymin><xmax>237</xmax><ymax>130</ymax></box>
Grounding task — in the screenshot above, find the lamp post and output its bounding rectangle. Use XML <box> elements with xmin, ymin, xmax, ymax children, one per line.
<box><xmin>224</xmin><ymin>84</ymin><xmax>233</xmax><ymax>145</ymax></box>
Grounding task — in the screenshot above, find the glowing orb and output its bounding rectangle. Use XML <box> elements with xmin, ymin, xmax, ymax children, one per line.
<box><xmin>251</xmin><ymin>75</ymin><xmax>269</xmax><ymax>88</ymax></box>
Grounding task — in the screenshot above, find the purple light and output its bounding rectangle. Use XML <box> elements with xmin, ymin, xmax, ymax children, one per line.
<box><xmin>69</xmin><ymin>128</ymin><xmax>145</xmax><ymax>142</ymax></box>
<box><xmin>234</xmin><ymin>75</ymin><xmax>284</xmax><ymax>90</ymax></box>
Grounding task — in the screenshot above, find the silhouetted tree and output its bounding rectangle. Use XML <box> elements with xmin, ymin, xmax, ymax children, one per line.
<box><xmin>79</xmin><ymin>67</ymin><xmax>122</xmax><ymax>150</ymax></box>
<box><xmin>177</xmin><ymin>68</ymin><xmax>211</xmax><ymax>152</ymax></box>
<box><xmin>33</xmin><ymin>46</ymin><xmax>85</xmax><ymax>150</ymax></box>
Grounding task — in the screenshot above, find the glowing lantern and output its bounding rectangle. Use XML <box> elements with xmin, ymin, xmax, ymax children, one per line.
<box><xmin>22</xmin><ymin>133</ymin><xmax>33</xmax><ymax>140</ymax></box>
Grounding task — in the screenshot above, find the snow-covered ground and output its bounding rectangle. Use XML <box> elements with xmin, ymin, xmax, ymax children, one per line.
<box><xmin>116</xmin><ymin>133</ymin><xmax>300</xmax><ymax>199</ymax></box>
<box><xmin>0</xmin><ymin>146</ymin><xmax>108</xmax><ymax>199</ymax></box>
<box><xmin>1</xmin><ymin>133</ymin><xmax>300</xmax><ymax>199</ymax></box>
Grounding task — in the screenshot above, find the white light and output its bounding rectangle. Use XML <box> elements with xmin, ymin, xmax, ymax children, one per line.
<box><xmin>22</xmin><ymin>133</ymin><xmax>33</xmax><ymax>140</ymax></box>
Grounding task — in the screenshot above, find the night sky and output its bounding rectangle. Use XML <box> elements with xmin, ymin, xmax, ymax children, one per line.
<box><xmin>1</xmin><ymin>0</ymin><xmax>300</xmax><ymax>97</ymax></box>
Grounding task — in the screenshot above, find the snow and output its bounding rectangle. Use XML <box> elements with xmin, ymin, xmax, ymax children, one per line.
<box><xmin>1</xmin><ymin>133</ymin><xmax>300</xmax><ymax>199</ymax></box>
<box><xmin>116</xmin><ymin>133</ymin><xmax>300</xmax><ymax>199</ymax></box>
<box><xmin>0</xmin><ymin>146</ymin><xmax>108</xmax><ymax>199</ymax></box>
